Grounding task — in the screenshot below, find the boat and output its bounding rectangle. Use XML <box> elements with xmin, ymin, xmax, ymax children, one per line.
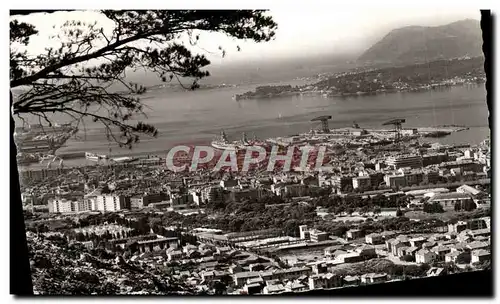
<box><xmin>211</xmin><ymin>131</ymin><xmax>269</xmax><ymax>152</ymax></box>
<box><xmin>85</xmin><ymin>152</ymin><xmax>108</xmax><ymax>162</ymax></box>
<box><xmin>211</xmin><ymin>130</ymin><xmax>239</xmax><ymax>151</ymax></box>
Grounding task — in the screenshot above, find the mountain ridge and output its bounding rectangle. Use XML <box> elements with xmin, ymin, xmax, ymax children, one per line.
<box><xmin>358</xmin><ymin>19</ymin><xmax>483</xmax><ymax>65</ymax></box>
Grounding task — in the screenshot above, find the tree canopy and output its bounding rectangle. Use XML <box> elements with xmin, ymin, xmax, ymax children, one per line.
<box><xmin>10</xmin><ymin>10</ymin><xmax>277</xmax><ymax>148</ymax></box>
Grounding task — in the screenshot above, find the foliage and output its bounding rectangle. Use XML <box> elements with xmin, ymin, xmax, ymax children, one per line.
<box><xmin>400</xmin><ymin>254</ymin><xmax>415</xmax><ymax>262</ymax></box>
<box><xmin>454</xmin><ymin>200</ymin><xmax>477</xmax><ymax>212</ymax></box>
<box><xmin>423</xmin><ymin>202</ymin><xmax>444</xmax><ymax>214</ymax></box>
<box><xmin>28</xmin><ymin>232</ymin><xmax>196</xmax><ymax>294</ymax></box>
<box><xmin>10</xmin><ymin>10</ymin><xmax>277</xmax><ymax>147</ymax></box>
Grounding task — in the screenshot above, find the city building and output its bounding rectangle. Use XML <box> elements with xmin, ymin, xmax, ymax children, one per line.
<box><xmin>299</xmin><ymin>225</ymin><xmax>328</xmax><ymax>242</ymax></box>
<box><xmin>422</xmin><ymin>153</ymin><xmax>449</xmax><ymax>166</ymax></box>
<box><xmin>310</xmin><ymin>229</ymin><xmax>329</xmax><ymax>242</ymax></box>
<box><xmin>471</xmin><ymin>249</ymin><xmax>491</xmax><ymax>264</ymax></box>
<box><xmin>346</xmin><ymin>229</ymin><xmax>364</xmax><ymax>240</ymax></box>
<box><xmin>365</xmin><ymin>233</ymin><xmax>384</xmax><ymax>245</ymax></box>
<box><xmin>384</xmin><ymin>174</ymin><xmax>406</xmax><ymax>189</ymax></box>
<box><xmin>200</xmin><ymin>186</ymin><xmax>225</xmax><ymax>205</ymax></box>
<box><xmin>422</xmin><ymin>170</ymin><xmax>440</xmax><ymax>184</ymax></box>
<box><xmin>415</xmin><ymin>249</ymin><xmax>437</xmax><ymax>264</ymax></box>
<box><xmin>263</xmin><ymin>284</ymin><xmax>286</xmax><ymax>294</ymax></box>
<box><xmin>308</xmin><ymin>273</ymin><xmax>342</xmax><ymax>290</ymax></box>
<box><xmin>95</xmin><ymin>194</ymin><xmax>129</xmax><ymax>212</ymax></box>
<box><xmin>48</xmin><ymin>198</ymin><xmax>92</xmax><ymax>213</ymax></box>
<box><xmin>386</xmin><ymin>155</ymin><xmax>423</xmax><ymax>169</ymax></box>
<box><xmin>456</xmin><ymin>184</ymin><xmax>483</xmax><ymax>197</ymax></box>
<box><xmin>169</xmin><ymin>194</ymin><xmax>191</xmax><ymax>210</ymax></box>
<box><xmin>360</xmin><ymin>273</ymin><xmax>388</xmax><ymax>284</ymax></box>
<box><xmin>428</xmin><ymin>193</ymin><xmax>474</xmax><ymax>211</ymax></box>
<box><xmin>332</xmin><ymin>175</ymin><xmax>354</xmax><ymax>192</ymax></box>
<box><xmin>352</xmin><ymin>176</ymin><xmax>371</xmax><ymax>190</ymax></box>
<box><xmin>130</xmin><ymin>192</ymin><xmax>167</xmax><ymax>210</ymax></box>
<box><xmin>299</xmin><ymin>225</ymin><xmax>310</xmax><ymax>240</ymax></box>
<box><xmin>399</xmin><ymin>169</ymin><xmax>423</xmax><ymax>186</ymax></box>
<box><xmin>229</xmin><ymin>188</ymin><xmax>260</xmax><ymax>202</ymax></box>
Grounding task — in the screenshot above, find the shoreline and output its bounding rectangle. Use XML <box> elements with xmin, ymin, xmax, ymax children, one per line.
<box><xmin>17</xmin><ymin>125</ymin><xmax>484</xmax><ymax>171</ymax></box>
<box><xmin>233</xmin><ymin>82</ymin><xmax>484</xmax><ymax>101</ymax></box>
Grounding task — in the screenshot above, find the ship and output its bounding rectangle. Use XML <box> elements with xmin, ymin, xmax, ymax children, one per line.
<box><xmin>85</xmin><ymin>152</ymin><xmax>108</xmax><ymax>162</ymax></box>
<box><xmin>211</xmin><ymin>130</ymin><xmax>240</xmax><ymax>151</ymax></box>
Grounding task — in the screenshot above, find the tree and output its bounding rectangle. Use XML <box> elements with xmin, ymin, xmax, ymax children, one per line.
<box><xmin>463</xmin><ymin>200</ymin><xmax>477</xmax><ymax>212</ymax></box>
<box><xmin>423</xmin><ymin>202</ymin><xmax>444</xmax><ymax>214</ymax></box>
<box><xmin>400</xmin><ymin>254</ymin><xmax>415</xmax><ymax>262</ymax></box>
<box><xmin>10</xmin><ymin>10</ymin><xmax>277</xmax><ymax>147</ymax></box>
<box><xmin>396</xmin><ymin>208</ymin><xmax>403</xmax><ymax>217</ymax></box>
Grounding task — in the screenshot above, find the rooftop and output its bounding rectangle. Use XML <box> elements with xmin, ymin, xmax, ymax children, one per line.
<box><xmin>429</xmin><ymin>192</ymin><xmax>472</xmax><ymax>200</ymax></box>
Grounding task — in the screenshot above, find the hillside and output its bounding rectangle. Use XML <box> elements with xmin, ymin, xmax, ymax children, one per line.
<box><xmin>313</xmin><ymin>56</ymin><xmax>485</xmax><ymax>95</ymax></box>
<box><xmin>358</xmin><ymin>19</ymin><xmax>483</xmax><ymax>65</ymax></box>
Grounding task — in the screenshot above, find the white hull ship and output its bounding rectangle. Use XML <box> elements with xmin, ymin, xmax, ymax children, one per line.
<box><xmin>211</xmin><ymin>131</ymin><xmax>264</xmax><ymax>151</ymax></box>
<box><xmin>211</xmin><ymin>130</ymin><xmax>240</xmax><ymax>151</ymax></box>
<box><xmin>85</xmin><ymin>152</ymin><xmax>108</xmax><ymax>162</ymax></box>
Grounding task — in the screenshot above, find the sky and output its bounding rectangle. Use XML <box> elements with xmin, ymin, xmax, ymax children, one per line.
<box><xmin>12</xmin><ymin>9</ymin><xmax>481</xmax><ymax>65</ymax></box>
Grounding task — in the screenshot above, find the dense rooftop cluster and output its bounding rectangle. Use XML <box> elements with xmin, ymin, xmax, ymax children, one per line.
<box><xmin>21</xmin><ymin>129</ymin><xmax>490</xmax><ymax>294</ymax></box>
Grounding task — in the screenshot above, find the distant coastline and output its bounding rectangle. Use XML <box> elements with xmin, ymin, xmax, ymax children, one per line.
<box><xmin>233</xmin><ymin>57</ymin><xmax>485</xmax><ymax>101</ymax></box>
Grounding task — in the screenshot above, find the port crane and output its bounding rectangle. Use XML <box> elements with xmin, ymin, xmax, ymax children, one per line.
<box><xmin>40</xmin><ymin>155</ymin><xmax>64</xmax><ymax>168</ymax></box>
<box><xmin>382</xmin><ymin>118</ymin><xmax>406</xmax><ymax>143</ymax></box>
<box><xmin>311</xmin><ymin>115</ymin><xmax>332</xmax><ymax>133</ymax></box>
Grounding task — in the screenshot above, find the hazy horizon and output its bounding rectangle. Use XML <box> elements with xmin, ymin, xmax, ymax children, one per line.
<box><xmin>12</xmin><ymin>9</ymin><xmax>481</xmax><ymax>64</ymax></box>
<box><xmin>10</xmin><ymin>9</ymin><xmax>482</xmax><ymax>87</ymax></box>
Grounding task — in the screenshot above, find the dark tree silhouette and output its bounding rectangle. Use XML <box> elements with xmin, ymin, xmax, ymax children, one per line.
<box><xmin>10</xmin><ymin>10</ymin><xmax>277</xmax><ymax>147</ymax></box>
